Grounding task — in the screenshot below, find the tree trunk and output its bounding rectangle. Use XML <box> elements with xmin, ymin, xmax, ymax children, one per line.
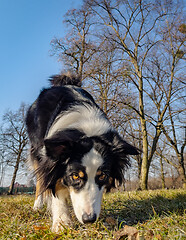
<box><xmin>178</xmin><ymin>155</ymin><xmax>186</xmax><ymax>189</ymax></box>
<box><xmin>138</xmin><ymin>71</ymin><xmax>149</xmax><ymax>190</ymax></box>
<box><xmin>137</xmin><ymin>155</ymin><xmax>142</xmax><ymax>180</ymax></box>
<box><xmin>139</xmin><ymin>117</ymin><xmax>149</xmax><ymax>190</ymax></box>
<box><xmin>139</xmin><ymin>156</ymin><xmax>149</xmax><ymax>190</ymax></box>
<box><xmin>8</xmin><ymin>155</ymin><xmax>20</xmax><ymax>195</ymax></box>
<box><xmin>160</xmin><ymin>155</ymin><xmax>165</xmax><ymax>189</ymax></box>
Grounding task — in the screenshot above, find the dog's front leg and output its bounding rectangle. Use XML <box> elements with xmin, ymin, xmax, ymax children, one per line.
<box><xmin>51</xmin><ymin>188</ymin><xmax>71</xmax><ymax>233</ymax></box>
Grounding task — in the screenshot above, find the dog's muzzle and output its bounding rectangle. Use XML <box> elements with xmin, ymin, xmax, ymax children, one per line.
<box><xmin>82</xmin><ymin>213</ymin><xmax>97</xmax><ymax>224</ymax></box>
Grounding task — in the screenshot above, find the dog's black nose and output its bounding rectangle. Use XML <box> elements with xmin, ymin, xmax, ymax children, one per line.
<box><xmin>82</xmin><ymin>213</ymin><xmax>97</xmax><ymax>224</ymax></box>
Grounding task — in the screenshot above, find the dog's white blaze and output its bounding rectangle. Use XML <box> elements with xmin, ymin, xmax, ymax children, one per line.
<box><xmin>47</xmin><ymin>104</ymin><xmax>111</xmax><ymax>138</ymax></box>
<box><xmin>69</xmin><ymin>148</ymin><xmax>104</xmax><ymax>223</ymax></box>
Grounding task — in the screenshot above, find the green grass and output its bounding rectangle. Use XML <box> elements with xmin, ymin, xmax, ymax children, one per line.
<box><xmin>0</xmin><ymin>189</ymin><xmax>185</xmax><ymax>239</ymax></box>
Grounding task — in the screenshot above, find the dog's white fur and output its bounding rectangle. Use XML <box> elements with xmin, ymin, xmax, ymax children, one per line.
<box><xmin>47</xmin><ymin>104</ymin><xmax>112</xmax><ymax>138</ymax></box>
<box><xmin>69</xmin><ymin>148</ymin><xmax>104</xmax><ymax>224</ymax></box>
<box><xmin>33</xmin><ymin>195</ymin><xmax>43</xmax><ymax>210</ymax></box>
<box><xmin>51</xmin><ymin>188</ymin><xmax>71</xmax><ymax>232</ymax></box>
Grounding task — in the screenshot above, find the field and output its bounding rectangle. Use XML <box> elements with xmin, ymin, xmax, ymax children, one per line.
<box><xmin>0</xmin><ymin>189</ymin><xmax>185</xmax><ymax>239</ymax></box>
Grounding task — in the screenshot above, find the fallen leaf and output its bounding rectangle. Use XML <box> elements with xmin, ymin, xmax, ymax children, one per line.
<box><xmin>33</xmin><ymin>224</ymin><xmax>47</xmax><ymax>231</ymax></box>
<box><xmin>114</xmin><ymin>225</ymin><xmax>139</xmax><ymax>240</ymax></box>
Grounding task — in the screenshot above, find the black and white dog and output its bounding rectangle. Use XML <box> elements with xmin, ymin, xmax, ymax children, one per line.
<box><xmin>26</xmin><ymin>74</ymin><xmax>138</xmax><ymax>232</ymax></box>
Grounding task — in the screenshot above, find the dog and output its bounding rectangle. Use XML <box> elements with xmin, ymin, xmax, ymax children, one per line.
<box><xmin>26</xmin><ymin>74</ymin><xmax>138</xmax><ymax>232</ymax></box>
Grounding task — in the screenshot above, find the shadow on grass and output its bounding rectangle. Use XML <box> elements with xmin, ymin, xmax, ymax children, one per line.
<box><xmin>102</xmin><ymin>191</ymin><xmax>186</xmax><ymax>226</ymax></box>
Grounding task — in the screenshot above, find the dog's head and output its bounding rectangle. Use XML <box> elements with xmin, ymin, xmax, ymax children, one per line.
<box><xmin>41</xmin><ymin>129</ymin><xmax>138</xmax><ymax>224</ymax></box>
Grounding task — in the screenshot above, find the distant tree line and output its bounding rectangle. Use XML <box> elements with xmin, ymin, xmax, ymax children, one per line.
<box><xmin>0</xmin><ymin>186</ymin><xmax>35</xmax><ymax>195</ymax></box>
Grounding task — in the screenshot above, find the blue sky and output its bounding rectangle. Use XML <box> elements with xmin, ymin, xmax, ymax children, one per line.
<box><xmin>0</xmin><ymin>0</ymin><xmax>82</xmax><ymax>119</ymax></box>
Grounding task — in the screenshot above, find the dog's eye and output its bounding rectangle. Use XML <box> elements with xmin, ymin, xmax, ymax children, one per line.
<box><xmin>71</xmin><ymin>171</ymin><xmax>85</xmax><ymax>181</ymax></box>
<box><xmin>98</xmin><ymin>173</ymin><xmax>108</xmax><ymax>182</ymax></box>
<box><xmin>72</xmin><ymin>173</ymin><xmax>79</xmax><ymax>180</ymax></box>
<box><xmin>79</xmin><ymin>171</ymin><xmax>84</xmax><ymax>178</ymax></box>
<box><xmin>96</xmin><ymin>170</ymin><xmax>110</xmax><ymax>186</ymax></box>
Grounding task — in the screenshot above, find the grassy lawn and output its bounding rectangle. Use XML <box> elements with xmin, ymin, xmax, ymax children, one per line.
<box><xmin>0</xmin><ymin>189</ymin><xmax>185</xmax><ymax>239</ymax></box>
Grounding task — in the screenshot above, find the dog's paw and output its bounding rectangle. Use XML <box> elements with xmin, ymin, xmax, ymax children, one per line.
<box><xmin>33</xmin><ymin>202</ymin><xmax>43</xmax><ymax>210</ymax></box>
<box><xmin>51</xmin><ymin>222</ymin><xmax>62</xmax><ymax>233</ymax></box>
<box><xmin>52</xmin><ymin>220</ymin><xmax>70</xmax><ymax>233</ymax></box>
<box><xmin>33</xmin><ymin>196</ymin><xmax>43</xmax><ymax>210</ymax></box>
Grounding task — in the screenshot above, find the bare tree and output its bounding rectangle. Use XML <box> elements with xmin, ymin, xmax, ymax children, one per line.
<box><xmin>51</xmin><ymin>6</ymin><xmax>98</xmax><ymax>79</ymax></box>
<box><xmin>161</xmin><ymin>20</ymin><xmax>186</xmax><ymax>188</ymax></box>
<box><xmin>50</xmin><ymin>0</ymin><xmax>185</xmax><ymax>190</ymax></box>
<box><xmin>148</xmin><ymin>11</ymin><xmax>186</xmax><ymax>188</ymax></box>
<box><xmin>160</xmin><ymin>119</ymin><xmax>186</xmax><ymax>188</ymax></box>
<box><xmin>0</xmin><ymin>127</ymin><xmax>6</xmax><ymax>186</ymax></box>
<box><xmin>1</xmin><ymin>103</ymin><xmax>28</xmax><ymax>194</ymax></box>
<box><xmin>85</xmin><ymin>0</ymin><xmax>185</xmax><ymax>190</ymax></box>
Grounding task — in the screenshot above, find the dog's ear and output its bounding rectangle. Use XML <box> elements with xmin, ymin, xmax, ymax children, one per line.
<box><xmin>106</xmin><ymin>131</ymin><xmax>138</xmax><ymax>191</ymax></box>
<box><xmin>44</xmin><ymin>138</ymin><xmax>70</xmax><ymax>159</ymax></box>
<box><xmin>44</xmin><ymin>129</ymin><xmax>85</xmax><ymax>160</ymax></box>
<box><xmin>112</xmin><ymin>132</ymin><xmax>139</xmax><ymax>156</ymax></box>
